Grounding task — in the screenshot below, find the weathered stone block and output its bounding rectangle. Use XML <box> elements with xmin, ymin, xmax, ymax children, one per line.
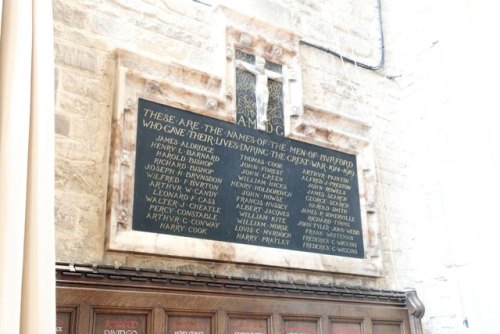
<box><xmin>60</xmin><ymin>70</ymin><xmax>110</xmax><ymax>103</ymax></box>
<box><xmin>55</xmin><ymin>113</ymin><xmax>70</xmax><ymax>136</ymax></box>
<box><xmin>55</xmin><ymin>192</ymin><xmax>104</xmax><ymax>263</ymax></box>
<box><xmin>58</xmin><ymin>91</ymin><xmax>94</xmax><ymax>118</ymax></box>
<box><xmin>90</xmin><ymin>13</ymin><xmax>124</xmax><ymax>37</ymax></box>
<box><xmin>54</xmin><ymin>22</ymin><xmax>111</xmax><ymax>52</ymax></box>
<box><xmin>55</xmin><ymin>42</ymin><xmax>100</xmax><ymax>73</ymax></box>
<box><xmin>109</xmin><ymin>0</ymin><xmax>159</xmax><ymax>16</ymax></box>
<box><xmin>70</xmin><ymin>116</ymin><xmax>107</xmax><ymax>142</ymax></box>
<box><xmin>55</xmin><ymin>159</ymin><xmax>107</xmax><ymax>196</ymax></box>
<box><xmin>55</xmin><ymin>192</ymin><xmax>78</xmax><ymax>229</ymax></box>
<box><xmin>130</xmin><ymin>15</ymin><xmax>205</xmax><ymax>48</ymax></box>
<box><xmin>53</xmin><ymin>0</ymin><xmax>89</xmax><ymax>29</ymax></box>
<box><xmin>56</xmin><ymin>137</ymin><xmax>106</xmax><ymax>163</ymax></box>
<box><xmin>222</xmin><ymin>0</ymin><xmax>293</xmax><ymax>28</ymax></box>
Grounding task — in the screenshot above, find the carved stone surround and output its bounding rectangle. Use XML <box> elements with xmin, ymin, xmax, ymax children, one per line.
<box><xmin>106</xmin><ymin>6</ymin><xmax>382</xmax><ymax>276</ymax></box>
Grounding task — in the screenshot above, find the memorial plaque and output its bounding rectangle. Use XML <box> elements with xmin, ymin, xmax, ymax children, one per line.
<box><xmin>284</xmin><ymin>320</ymin><xmax>317</xmax><ymax>334</ymax></box>
<box><xmin>167</xmin><ymin>316</ymin><xmax>211</xmax><ymax>334</ymax></box>
<box><xmin>132</xmin><ymin>99</ymin><xmax>364</xmax><ymax>258</ymax></box>
<box><xmin>94</xmin><ymin>313</ymin><xmax>147</xmax><ymax>334</ymax></box>
<box><xmin>229</xmin><ymin>319</ymin><xmax>268</xmax><ymax>334</ymax></box>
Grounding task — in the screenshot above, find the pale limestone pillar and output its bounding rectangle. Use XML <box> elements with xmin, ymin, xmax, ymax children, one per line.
<box><xmin>0</xmin><ymin>0</ymin><xmax>55</xmax><ymax>333</ymax></box>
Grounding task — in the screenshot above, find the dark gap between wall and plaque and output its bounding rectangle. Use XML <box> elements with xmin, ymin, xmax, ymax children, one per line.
<box><xmin>132</xmin><ymin>99</ymin><xmax>364</xmax><ymax>258</ymax></box>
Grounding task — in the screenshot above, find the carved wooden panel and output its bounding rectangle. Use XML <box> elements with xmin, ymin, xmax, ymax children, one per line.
<box><xmin>93</xmin><ymin>312</ymin><xmax>149</xmax><ymax>334</ymax></box>
<box><xmin>167</xmin><ymin>314</ymin><xmax>213</xmax><ymax>334</ymax></box>
<box><xmin>56</xmin><ymin>264</ymin><xmax>423</xmax><ymax>334</ymax></box>
<box><xmin>57</xmin><ymin>307</ymin><xmax>77</xmax><ymax>334</ymax></box>
<box><xmin>283</xmin><ymin>319</ymin><xmax>318</xmax><ymax>334</ymax></box>
<box><xmin>229</xmin><ymin>317</ymin><xmax>269</xmax><ymax>334</ymax></box>
<box><xmin>331</xmin><ymin>322</ymin><xmax>362</xmax><ymax>334</ymax></box>
<box><xmin>372</xmin><ymin>322</ymin><xmax>403</xmax><ymax>334</ymax></box>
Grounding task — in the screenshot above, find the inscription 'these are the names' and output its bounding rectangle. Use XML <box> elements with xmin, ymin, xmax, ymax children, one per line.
<box><xmin>132</xmin><ymin>99</ymin><xmax>364</xmax><ymax>258</ymax></box>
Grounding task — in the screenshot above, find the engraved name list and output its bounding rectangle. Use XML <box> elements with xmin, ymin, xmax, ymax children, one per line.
<box><xmin>132</xmin><ymin>99</ymin><xmax>364</xmax><ymax>258</ymax></box>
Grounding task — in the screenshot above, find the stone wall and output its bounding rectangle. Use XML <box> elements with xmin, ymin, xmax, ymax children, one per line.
<box><xmin>53</xmin><ymin>0</ymin><xmax>499</xmax><ymax>333</ymax></box>
<box><xmin>54</xmin><ymin>0</ymin><xmax>399</xmax><ymax>284</ymax></box>
<box><xmin>370</xmin><ymin>1</ymin><xmax>500</xmax><ymax>333</ymax></box>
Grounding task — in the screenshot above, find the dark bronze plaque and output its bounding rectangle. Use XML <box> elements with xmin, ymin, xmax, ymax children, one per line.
<box><xmin>132</xmin><ymin>99</ymin><xmax>364</xmax><ymax>258</ymax></box>
<box><xmin>167</xmin><ymin>316</ymin><xmax>211</xmax><ymax>334</ymax></box>
<box><xmin>94</xmin><ymin>313</ymin><xmax>147</xmax><ymax>334</ymax></box>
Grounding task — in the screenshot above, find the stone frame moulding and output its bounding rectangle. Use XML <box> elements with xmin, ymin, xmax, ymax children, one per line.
<box><xmin>106</xmin><ymin>6</ymin><xmax>382</xmax><ymax>277</ymax></box>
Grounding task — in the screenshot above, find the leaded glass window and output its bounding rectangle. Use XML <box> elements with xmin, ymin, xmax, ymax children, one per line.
<box><xmin>235</xmin><ymin>50</ymin><xmax>284</xmax><ymax>136</ymax></box>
